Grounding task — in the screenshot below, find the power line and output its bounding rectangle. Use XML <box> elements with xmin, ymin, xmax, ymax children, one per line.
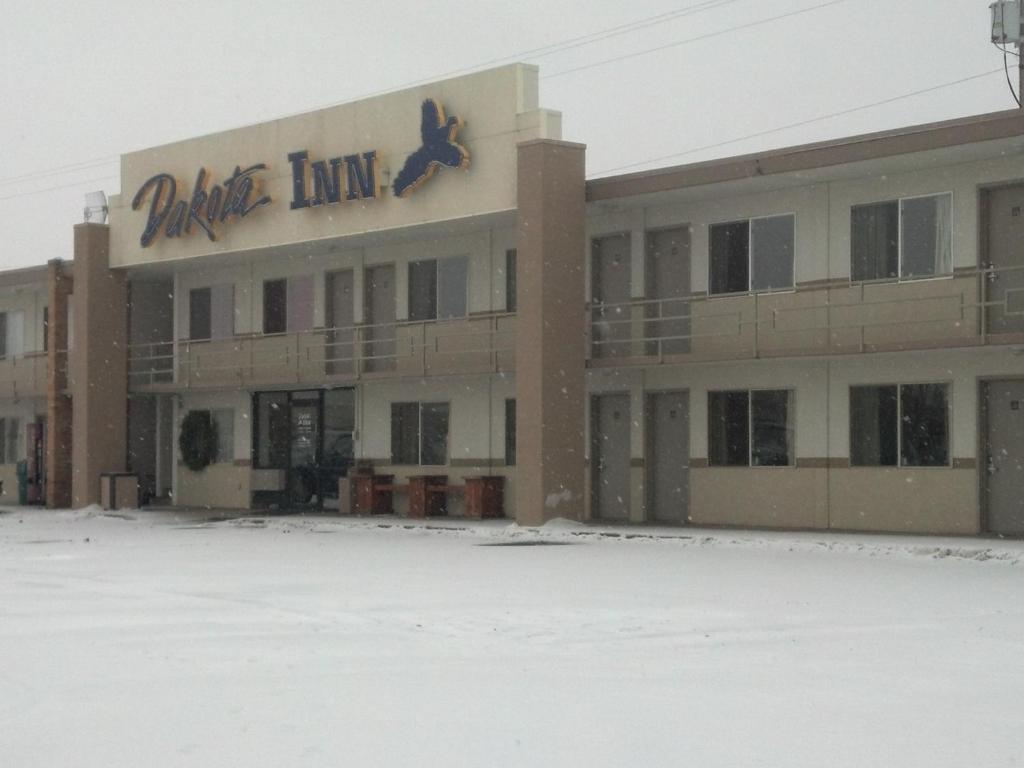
<box><xmin>591</xmin><ymin>68</ymin><xmax>1005</xmax><ymax>176</ymax></box>
<box><xmin>0</xmin><ymin>174</ymin><xmax>119</xmax><ymax>203</ymax></box>
<box><xmin>0</xmin><ymin>155</ymin><xmax>120</xmax><ymax>189</ymax></box>
<box><xmin>544</xmin><ymin>0</ymin><xmax>850</xmax><ymax>79</ymax></box>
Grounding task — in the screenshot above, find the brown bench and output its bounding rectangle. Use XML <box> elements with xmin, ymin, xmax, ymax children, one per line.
<box><xmin>353</xmin><ymin>472</ymin><xmax>505</xmax><ymax>519</ymax></box>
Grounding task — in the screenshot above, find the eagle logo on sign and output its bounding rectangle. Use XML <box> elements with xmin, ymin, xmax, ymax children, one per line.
<box><xmin>392</xmin><ymin>99</ymin><xmax>470</xmax><ymax>198</ymax></box>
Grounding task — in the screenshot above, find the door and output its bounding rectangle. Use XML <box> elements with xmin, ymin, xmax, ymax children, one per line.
<box><xmin>591</xmin><ymin>394</ymin><xmax>631</xmax><ymax>520</ymax></box>
<box><xmin>326</xmin><ymin>270</ymin><xmax>355</xmax><ymax>376</ymax></box>
<box><xmin>320</xmin><ymin>388</ymin><xmax>355</xmax><ymax>510</ymax></box>
<box><xmin>985</xmin><ymin>184</ymin><xmax>1024</xmax><ymax>334</ymax></box>
<box><xmin>646</xmin><ymin>227</ymin><xmax>691</xmax><ymax>356</ymax></box>
<box><xmin>591</xmin><ymin>234</ymin><xmax>632</xmax><ymax>359</ymax></box>
<box><xmin>983</xmin><ymin>380</ymin><xmax>1024</xmax><ymax>535</ymax></box>
<box><xmin>364</xmin><ymin>265</ymin><xmax>396</xmax><ymax>372</ymax></box>
<box><xmin>288</xmin><ymin>391</ymin><xmax>321</xmax><ymax>507</ymax></box>
<box><xmin>646</xmin><ymin>391</ymin><xmax>689</xmax><ymax>523</ymax></box>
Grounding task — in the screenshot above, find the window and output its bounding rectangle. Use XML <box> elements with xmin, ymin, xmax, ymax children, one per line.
<box><xmin>851</xmin><ymin>193</ymin><xmax>952</xmax><ymax>281</ymax></box>
<box><xmin>709</xmin><ymin>215</ymin><xmax>794</xmax><ymax>295</ymax></box>
<box><xmin>408</xmin><ymin>257</ymin><xmax>469</xmax><ymax>321</ymax></box>
<box><xmin>0</xmin><ymin>311</ymin><xmax>25</xmax><ymax>359</ymax></box>
<box><xmin>42</xmin><ymin>307</ymin><xmax>48</xmax><ymax>352</ymax></box>
<box><xmin>189</xmin><ymin>285</ymin><xmax>234</xmax><ymax>341</ymax></box>
<box><xmin>708</xmin><ymin>389</ymin><xmax>793</xmax><ymax>467</ymax></box>
<box><xmin>263</xmin><ymin>276</ymin><xmax>313</xmax><ymax>335</ymax></box>
<box><xmin>211</xmin><ymin>409</ymin><xmax>234</xmax><ymax>464</ymax></box>
<box><xmin>505</xmin><ymin>399</ymin><xmax>516</xmax><ymax>466</ymax></box>
<box><xmin>505</xmin><ymin>249</ymin><xmax>517</xmax><ymax>313</ymax></box>
<box><xmin>0</xmin><ymin>418</ymin><xmax>21</xmax><ymax>464</ymax></box>
<box><xmin>850</xmin><ymin>384</ymin><xmax>949</xmax><ymax>467</ymax></box>
<box><xmin>390</xmin><ymin>402</ymin><xmax>450</xmax><ymax>465</ymax></box>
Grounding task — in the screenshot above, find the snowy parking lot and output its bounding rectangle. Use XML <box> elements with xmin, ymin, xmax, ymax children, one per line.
<box><xmin>1</xmin><ymin>508</ymin><xmax>1022</xmax><ymax>767</ymax></box>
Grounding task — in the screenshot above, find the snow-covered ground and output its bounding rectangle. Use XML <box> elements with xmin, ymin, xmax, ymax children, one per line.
<box><xmin>1</xmin><ymin>508</ymin><xmax>1022</xmax><ymax>768</ymax></box>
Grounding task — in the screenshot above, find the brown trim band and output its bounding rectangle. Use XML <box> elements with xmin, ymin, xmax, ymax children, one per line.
<box><xmin>690</xmin><ymin>458</ymin><xmax>709</xmax><ymax>469</ymax></box>
<box><xmin>630</xmin><ymin>458</ymin><xmax>645</xmax><ymax>468</ymax></box>
<box><xmin>952</xmin><ymin>458</ymin><xmax>977</xmax><ymax>470</ymax></box>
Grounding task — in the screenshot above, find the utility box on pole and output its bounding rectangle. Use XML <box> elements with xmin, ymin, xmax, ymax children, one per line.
<box><xmin>992</xmin><ymin>1</ymin><xmax>1022</xmax><ymax>45</ymax></box>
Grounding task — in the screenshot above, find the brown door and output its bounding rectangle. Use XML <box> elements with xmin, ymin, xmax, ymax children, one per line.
<box><xmin>985</xmin><ymin>185</ymin><xmax>1024</xmax><ymax>334</ymax></box>
<box><xmin>591</xmin><ymin>234</ymin><xmax>632</xmax><ymax>359</ymax></box>
<box><xmin>591</xmin><ymin>394</ymin><xmax>631</xmax><ymax>520</ymax></box>
<box><xmin>646</xmin><ymin>227</ymin><xmax>691</xmax><ymax>356</ymax></box>
<box><xmin>326</xmin><ymin>270</ymin><xmax>354</xmax><ymax>376</ymax></box>
<box><xmin>983</xmin><ymin>380</ymin><xmax>1024</xmax><ymax>535</ymax></box>
<box><xmin>364</xmin><ymin>265</ymin><xmax>396</xmax><ymax>372</ymax></box>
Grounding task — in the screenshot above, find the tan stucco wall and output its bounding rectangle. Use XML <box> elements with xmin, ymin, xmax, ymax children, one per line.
<box><xmin>690</xmin><ymin>468</ymin><xmax>829</xmax><ymax>529</ymax></box>
<box><xmin>111</xmin><ymin>65</ymin><xmax>558</xmax><ymax>268</ymax></box>
<box><xmin>177</xmin><ymin>463</ymin><xmax>251</xmax><ymax>509</ymax></box>
<box><xmin>0</xmin><ymin>465</ymin><xmax>17</xmax><ymax>504</ymax></box>
<box><xmin>829</xmin><ymin>469</ymin><xmax>978</xmax><ymax>534</ymax></box>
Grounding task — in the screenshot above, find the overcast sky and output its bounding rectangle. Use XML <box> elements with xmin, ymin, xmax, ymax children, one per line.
<box><xmin>0</xmin><ymin>0</ymin><xmax>1015</xmax><ymax>270</ymax></box>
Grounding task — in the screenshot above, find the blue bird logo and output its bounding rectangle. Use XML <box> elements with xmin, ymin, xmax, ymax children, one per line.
<box><xmin>393</xmin><ymin>99</ymin><xmax>470</xmax><ymax>198</ymax></box>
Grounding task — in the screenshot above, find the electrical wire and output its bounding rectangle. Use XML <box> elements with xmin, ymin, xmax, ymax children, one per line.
<box><xmin>1001</xmin><ymin>45</ymin><xmax>1021</xmax><ymax>107</ymax></box>
<box><xmin>592</xmin><ymin>68</ymin><xmax>1005</xmax><ymax>175</ymax></box>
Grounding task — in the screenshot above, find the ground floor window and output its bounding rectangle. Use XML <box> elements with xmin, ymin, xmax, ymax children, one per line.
<box><xmin>211</xmin><ymin>409</ymin><xmax>234</xmax><ymax>463</ymax></box>
<box><xmin>391</xmin><ymin>402</ymin><xmax>449</xmax><ymax>465</ymax></box>
<box><xmin>0</xmin><ymin>418</ymin><xmax>20</xmax><ymax>463</ymax></box>
<box><xmin>708</xmin><ymin>389</ymin><xmax>793</xmax><ymax>467</ymax></box>
<box><xmin>505</xmin><ymin>399</ymin><xmax>516</xmax><ymax>466</ymax></box>
<box><xmin>850</xmin><ymin>383</ymin><xmax>949</xmax><ymax>467</ymax></box>
<box><xmin>254</xmin><ymin>392</ymin><xmax>290</xmax><ymax>468</ymax></box>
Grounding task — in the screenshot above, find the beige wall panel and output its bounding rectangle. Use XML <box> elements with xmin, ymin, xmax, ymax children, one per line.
<box><xmin>690</xmin><ymin>468</ymin><xmax>828</xmax><ymax>529</ymax></box>
<box><xmin>829</xmin><ymin>468</ymin><xmax>978</xmax><ymax>534</ymax></box>
<box><xmin>111</xmin><ymin>66</ymin><xmax>551</xmax><ymax>268</ymax></box>
<box><xmin>177</xmin><ymin>464</ymin><xmax>251</xmax><ymax>510</ymax></box>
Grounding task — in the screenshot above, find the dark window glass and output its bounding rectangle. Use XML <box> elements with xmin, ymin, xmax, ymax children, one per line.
<box><xmin>42</xmin><ymin>307</ymin><xmax>48</xmax><ymax>352</ymax></box>
<box><xmin>189</xmin><ymin>287</ymin><xmax>212</xmax><ymax>341</ymax></box>
<box><xmin>437</xmin><ymin>257</ymin><xmax>468</xmax><ymax>319</ymax></box>
<box><xmin>506</xmin><ymin>249</ymin><xmax>517</xmax><ymax>313</ymax></box>
<box><xmin>391</xmin><ymin>402</ymin><xmax>420</xmax><ymax>465</ymax></box>
<box><xmin>420</xmin><ymin>403</ymin><xmax>449</xmax><ymax>466</ymax></box>
<box><xmin>751</xmin><ymin>390</ymin><xmax>792</xmax><ymax>466</ymax></box>
<box><xmin>900</xmin><ymin>384</ymin><xmax>949</xmax><ymax>467</ymax></box>
<box><xmin>0</xmin><ymin>313</ymin><xmax>7</xmax><ymax>358</ymax></box>
<box><xmin>709</xmin><ymin>221</ymin><xmax>750</xmax><ymax>294</ymax></box>
<box><xmin>408</xmin><ymin>260</ymin><xmax>437</xmax><ymax>321</ymax></box>
<box><xmin>254</xmin><ymin>392</ymin><xmax>289</xmax><ymax>468</ymax></box>
<box><xmin>263</xmin><ymin>279</ymin><xmax>287</xmax><ymax>334</ymax></box>
<box><xmin>708</xmin><ymin>390</ymin><xmax>749</xmax><ymax>466</ymax></box>
<box><xmin>505</xmin><ymin>399</ymin><xmax>516</xmax><ymax>466</ymax></box>
<box><xmin>850</xmin><ymin>385</ymin><xmax>898</xmax><ymax>466</ymax></box>
<box><xmin>851</xmin><ymin>201</ymin><xmax>899</xmax><ymax>281</ymax></box>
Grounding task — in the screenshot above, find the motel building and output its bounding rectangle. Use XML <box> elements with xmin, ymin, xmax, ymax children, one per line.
<box><xmin>0</xmin><ymin>64</ymin><xmax>1022</xmax><ymax>535</ymax></box>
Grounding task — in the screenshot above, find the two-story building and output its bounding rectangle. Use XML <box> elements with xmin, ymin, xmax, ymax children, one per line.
<box><xmin>14</xmin><ymin>63</ymin><xmax>1024</xmax><ymax>536</ymax></box>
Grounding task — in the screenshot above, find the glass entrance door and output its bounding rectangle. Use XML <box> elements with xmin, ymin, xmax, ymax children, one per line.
<box><xmin>288</xmin><ymin>391</ymin><xmax>321</xmax><ymax>507</ymax></box>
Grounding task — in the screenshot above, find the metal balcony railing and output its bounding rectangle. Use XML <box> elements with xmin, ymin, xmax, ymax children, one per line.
<box><xmin>128</xmin><ymin>312</ymin><xmax>517</xmax><ymax>390</ymax></box>
<box><xmin>0</xmin><ymin>352</ymin><xmax>47</xmax><ymax>399</ymax></box>
<box><xmin>588</xmin><ymin>263</ymin><xmax>1024</xmax><ymax>364</ymax></box>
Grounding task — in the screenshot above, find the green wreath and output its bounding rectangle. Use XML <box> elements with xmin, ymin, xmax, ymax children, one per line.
<box><xmin>179</xmin><ymin>410</ymin><xmax>218</xmax><ymax>472</ymax></box>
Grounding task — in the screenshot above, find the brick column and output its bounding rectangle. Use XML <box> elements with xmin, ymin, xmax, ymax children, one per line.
<box><xmin>70</xmin><ymin>223</ymin><xmax>129</xmax><ymax>508</ymax></box>
<box><xmin>514</xmin><ymin>139</ymin><xmax>587</xmax><ymax>526</ymax></box>
<box><xmin>45</xmin><ymin>259</ymin><xmax>73</xmax><ymax>508</ymax></box>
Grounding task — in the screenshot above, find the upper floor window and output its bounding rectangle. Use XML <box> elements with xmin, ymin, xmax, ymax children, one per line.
<box><xmin>189</xmin><ymin>285</ymin><xmax>234</xmax><ymax>341</ymax></box>
<box><xmin>709</xmin><ymin>214</ymin><xmax>794</xmax><ymax>295</ymax></box>
<box><xmin>409</xmin><ymin>257</ymin><xmax>469</xmax><ymax>321</ymax></box>
<box><xmin>263</xmin><ymin>276</ymin><xmax>313</xmax><ymax>335</ymax></box>
<box><xmin>851</xmin><ymin>193</ymin><xmax>952</xmax><ymax>281</ymax></box>
<box><xmin>505</xmin><ymin>249</ymin><xmax>517</xmax><ymax>313</ymax></box>
<box><xmin>0</xmin><ymin>311</ymin><xmax>25</xmax><ymax>359</ymax></box>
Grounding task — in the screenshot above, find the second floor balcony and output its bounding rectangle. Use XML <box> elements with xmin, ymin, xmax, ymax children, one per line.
<box><xmin>128</xmin><ymin>312</ymin><xmax>517</xmax><ymax>391</ymax></box>
<box><xmin>0</xmin><ymin>352</ymin><xmax>47</xmax><ymax>400</ymax></box>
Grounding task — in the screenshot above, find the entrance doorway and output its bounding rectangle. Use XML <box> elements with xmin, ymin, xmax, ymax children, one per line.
<box><xmin>591</xmin><ymin>393</ymin><xmax>631</xmax><ymax>520</ymax></box>
<box><xmin>982</xmin><ymin>379</ymin><xmax>1024</xmax><ymax>535</ymax></box>
<box><xmin>984</xmin><ymin>184</ymin><xmax>1024</xmax><ymax>334</ymax></box>
<box><xmin>253</xmin><ymin>388</ymin><xmax>355</xmax><ymax>510</ymax></box>
<box><xmin>645</xmin><ymin>391</ymin><xmax>689</xmax><ymax>523</ymax></box>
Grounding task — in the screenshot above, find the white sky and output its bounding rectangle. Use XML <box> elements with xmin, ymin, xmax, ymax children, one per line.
<box><xmin>0</xmin><ymin>0</ymin><xmax>1015</xmax><ymax>270</ymax></box>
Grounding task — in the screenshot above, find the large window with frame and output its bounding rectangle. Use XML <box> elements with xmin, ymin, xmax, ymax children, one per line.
<box><xmin>0</xmin><ymin>417</ymin><xmax>20</xmax><ymax>464</ymax></box>
<box><xmin>850</xmin><ymin>383</ymin><xmax>949</xmax><ymax>467</ymax></box>
<box><xmin>408</xmin><ymin>257</ymin><xmax>469</xmax><ymax>321</ymax></box>
<box><xmin>851</xmin><ymin>193</ymin><xmax>952</xmax><ymax>281</ymax></box>
<box><xmin>0</xmin><ymin>310</ymin><xmax>25</xmax><ymax>359</ymax></box>
<box><xmin>708</xmin><ymin>389</ymin><xmax>794</xmax><ymax>467</ymax></box>
<box><xmin>391</xmin><ymin>402</ymin><xmax>450</xmax><ymax>465</ymax></box>
<box><xmin>709</xmin><ymin>214</ymin><xmax>794</xmax><ymax>295</ymax></box>
<box><xmin>189</xmin><ymin>285</ymin><xmax>235</xmax><ymax>341</ymax></box>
